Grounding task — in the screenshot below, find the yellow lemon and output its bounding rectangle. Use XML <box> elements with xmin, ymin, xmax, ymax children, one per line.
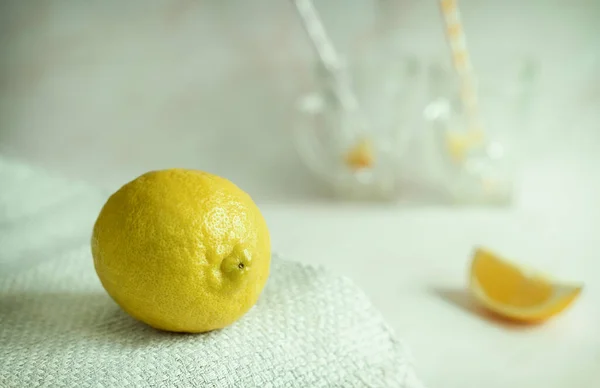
<box><xmin>469</xmin><ymin>248</ymin><xmax>582</xmax><ymax>323</ymax></box>
<box><xmin>91</xmin><ymin>169</ymin><xmax>271</xmax><ymax>333</ymax></box>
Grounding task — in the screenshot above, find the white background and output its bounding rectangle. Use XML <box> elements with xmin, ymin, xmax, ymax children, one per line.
<box><xmin>1</xmin><ymin>1</ymin><xmax>599</xmax><ymax>387</ymax></box>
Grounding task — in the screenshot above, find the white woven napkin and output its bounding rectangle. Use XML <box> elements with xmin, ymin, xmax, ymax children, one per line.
<box><xmin>0</xmin><ymin>157</ymin><xmax>425</xmax><ymax>388</ymax></box>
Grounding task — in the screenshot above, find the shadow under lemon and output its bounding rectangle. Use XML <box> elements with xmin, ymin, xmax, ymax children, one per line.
<box><xmin>431</xmin><ymin>287</ymin><xmax>543</xmax><ymax>331</ymax></box>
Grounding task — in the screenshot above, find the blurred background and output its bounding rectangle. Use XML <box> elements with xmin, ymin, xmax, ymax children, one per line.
<box><xmin>1</xmin><ymin>1</ymin><xmax>599</xmax><ymax>387</ymax></box>
<box><xmin>1</xmin><ymin>0</ymin><xmax>599</xmax><ymax>204</ymax></box>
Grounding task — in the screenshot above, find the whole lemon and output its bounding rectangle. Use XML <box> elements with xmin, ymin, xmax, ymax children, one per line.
<box><xmin>91</xmin><ymin>169</ymin><xmax>271</xmax><ymax>333</ymax></box>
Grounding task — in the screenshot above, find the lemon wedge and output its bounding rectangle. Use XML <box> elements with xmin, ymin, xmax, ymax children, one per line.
<box><xmin>469</xmin><ymin>248</ymin><xmax>582</xmax><ymax>323</ymax></box>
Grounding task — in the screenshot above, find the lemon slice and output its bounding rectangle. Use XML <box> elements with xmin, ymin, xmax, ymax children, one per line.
<box><xmin>344</xmin><ymin>137</ymin><xmax>374</xmax><ymax>170</ymax></box>
<box><xmin>446</xmin><ymin>130</ymin><xmax>484</xmax><ymax>163</ymax></box>
<box><xmin>469</xmin><ymin>247</ymin><xmax>583</xmax><ymax>323</ymax></box>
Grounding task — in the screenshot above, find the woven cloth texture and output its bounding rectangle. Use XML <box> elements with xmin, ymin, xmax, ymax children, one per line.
<box><xmin>0</xmin><ymin>157</ymin><xmax>425</xmax><ymax>388</ymax></box>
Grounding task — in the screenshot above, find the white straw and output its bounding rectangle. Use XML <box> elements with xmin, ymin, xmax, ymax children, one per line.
<box><xmin>291</xmin><ymin>0</ymin><xmax>365</xmax><ymax>125</ymax></box>
<box><xmin>438</xmin><ymin>0</ymin><xmax>482</xmax><ymax>134</ymax></box>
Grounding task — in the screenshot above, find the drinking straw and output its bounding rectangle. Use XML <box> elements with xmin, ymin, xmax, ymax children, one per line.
<box><xmin>438</xmin><ymin>0</ymin><xmax>484</xmax><ymax>161</ymax></box>
<box><xmin>292</xmin><ymin>0</ymin><xmax>374</xmax><ymax>170</ymax></box>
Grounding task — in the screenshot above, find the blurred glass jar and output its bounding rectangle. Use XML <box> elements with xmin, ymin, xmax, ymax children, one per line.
<box><xmin>420</xmin><ymin>59</ymin><xmax>538</xmax><ymax>204</ymax></box>
<box><xmin>293</xmin><ymin>43</ymin><xmax>538</xmax><ymax>204</ymax></box>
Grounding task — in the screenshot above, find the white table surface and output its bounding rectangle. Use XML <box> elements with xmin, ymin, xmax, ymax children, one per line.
<box><xmin>1</xmin><ymin>1</ymin><xmax>599</xmax><ymax>387</ymax></box>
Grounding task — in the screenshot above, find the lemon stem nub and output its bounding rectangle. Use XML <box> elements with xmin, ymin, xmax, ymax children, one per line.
<box><xmin>238</xmin><ymin>263</ymin><xmax>245</xmax><ymax>269</ymax></box>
